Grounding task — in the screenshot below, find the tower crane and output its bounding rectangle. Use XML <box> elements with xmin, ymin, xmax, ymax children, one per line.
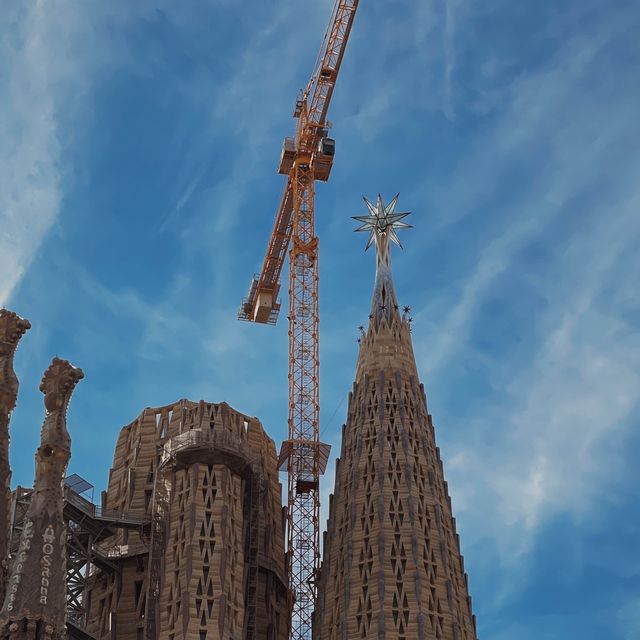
<box><xmin>238</xmin><ymin>2</ymin><xmax>359</xmax><ymax>638</ymax></box>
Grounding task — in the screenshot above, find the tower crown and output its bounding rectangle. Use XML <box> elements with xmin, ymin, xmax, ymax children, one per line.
<box><xmin>353</xmin><ymin>194</ymin><xmax>416</xmax><ymax>381</ymax></box>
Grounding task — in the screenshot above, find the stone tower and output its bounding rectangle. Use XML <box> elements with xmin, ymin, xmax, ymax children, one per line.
<box><xmin>0</xmin><ymin>358</ymin><xmax>84</xmax><ymax>640</ymax></box>
<box><xmin>85</xmin><ymin>400</ymin><xmax>289</xmax><ymax>640</ymax></box>
<box><xmin>0</xmin><ymin>310</ymin><xmax>31</xmax><ymax>606</ymax></box>
<box><xmin>315</xmin><ymin>196</ymin><xmax>477</xmax><ymax>640</ymax></box>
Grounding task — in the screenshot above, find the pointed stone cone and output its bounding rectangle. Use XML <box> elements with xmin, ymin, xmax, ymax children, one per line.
<box><xmin>315</xmin><ymin>198</ymin><xmax>477</xmax><ymax>640</ymax></box>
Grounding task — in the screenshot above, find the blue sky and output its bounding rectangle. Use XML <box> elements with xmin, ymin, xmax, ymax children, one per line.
<box><xmin>2</xmin><ymin>0</ymin><xmax>640</xmax><ymax>637</ymax></box>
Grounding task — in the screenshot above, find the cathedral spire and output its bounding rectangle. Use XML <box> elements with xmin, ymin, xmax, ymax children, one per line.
<box><xmin>353</xmin><ymin>194</ymin><xmax>417</xmax><ymax>382</ymax></box>
<box><xmin>353</xmin><ymin>193</ymin><xmax>411</xmax><ymax>331</ymax></box>
<box><xmin>0</xmin><ymin>358</ymin><xmax>83</xmax><ymax>640</ymax></box>
<box><xmin>315</xmin><ymin>196</ymin><xmax>477</xmax><ymax>640</ymax></box>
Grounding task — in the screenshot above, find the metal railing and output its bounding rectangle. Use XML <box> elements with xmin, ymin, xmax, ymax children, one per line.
<box><xmin>160</xmin><ymin>428</ymin><xmax>256</xmax><ymax>469</ymax></box>
<box><xmin>64</xmin><ymin>486</ymin><xmax>149</xmax><ymax>526</ymax></box>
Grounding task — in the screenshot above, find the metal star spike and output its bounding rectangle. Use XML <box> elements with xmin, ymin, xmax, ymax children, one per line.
<box><xmin>352</xmin><ymin>193</ymin><xmax>412</xmax><ymax>249</ymax></box>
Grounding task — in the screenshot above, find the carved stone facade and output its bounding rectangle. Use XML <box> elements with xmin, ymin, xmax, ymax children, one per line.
<box><xmin>0</xmin><ymin>358</ymin><xmax>84</xmax><ymax>640</ymax></box>
<box><xmin>315</xmin><ymin>200</ymin><xmax>477</xmax><ymax>639</ymax></box>
<box><xmin>86</xmin><ymin>400</ymin><xmax>288</xmax><ymax>640</ymax></box>
<box><xmin>0</xmin><ymin>310</ymin><xmax>31</xmax><ymax>606</ymax></box>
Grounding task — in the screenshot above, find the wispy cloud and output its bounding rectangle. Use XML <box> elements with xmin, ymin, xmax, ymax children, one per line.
<box><xmin>0</xmin><ymin>0</ymin><xmax>161</xmax><ymax>306</ymax></box>
<box><xmin>446</xmin><ymin>197</ymin><xmax>639</xmax><ymax>553</ymax></box>
<box><xmin>0</xmin><ymin>3</ymin><xmax>68</xmax><ymax>305</ymax></box>
<box><xmin>411</xmin><ymin>10</ymin><xmax>640</xmax><ymax>572</ymax></box>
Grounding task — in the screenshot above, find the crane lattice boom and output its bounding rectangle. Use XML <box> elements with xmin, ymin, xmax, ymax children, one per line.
<box><xmin>238</xmin><ymin>2</ymin><xmax>359</xmax><ymax>639</ymax></box>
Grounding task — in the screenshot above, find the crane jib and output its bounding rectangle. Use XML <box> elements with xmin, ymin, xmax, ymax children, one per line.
<box><xmin>236</xmin><ymin>2</ymin><xmax>360</xmax><ymax>639</ymax></box>
<box><xmin>238</xmin><ymin>0</ymin><xmax>359</xmax><ymax>328</ymax></box>
<box><xmin>307</xmin><ymin>0</ymin><xmax>359</xmax><ymax>129</ymax></box>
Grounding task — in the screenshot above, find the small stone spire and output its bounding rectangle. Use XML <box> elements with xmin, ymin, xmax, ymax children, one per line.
<box><xmin>352</xmin><ymin>194</ymin><xmax>416</xmax><ymax>381</ymax></box>
<box><xmin>0</xmin><ymin>358</ymin><xmax>83</xmax><ymax>640</ymax></box>
<box><xmin>0</xmin><ymin>310</ymin><xmax>31</xmax><ymax>606</ymax></box>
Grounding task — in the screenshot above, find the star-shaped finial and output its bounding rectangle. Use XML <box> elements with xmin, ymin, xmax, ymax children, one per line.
<box><xmin>352</xmin><ymin>193</ymin><xmax>412</xmax><ymax>250</ymax></box>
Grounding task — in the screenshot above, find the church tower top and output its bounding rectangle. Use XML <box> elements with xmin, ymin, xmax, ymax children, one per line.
<box><xmin>352</xmin><ymin>194</ymin><xmax>417</xmax><ymax>382</ymax></box>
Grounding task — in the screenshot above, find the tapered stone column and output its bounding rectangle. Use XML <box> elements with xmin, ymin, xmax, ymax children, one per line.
<box><xmin>0</xmin><ymin>358</ymin><xmax>83</xmax><ymax>640</ymax></box>
<box><xmin>315</xmin><ymin>196</ymin><xmax>477</xmax><ymax>640</ymax></box>
<box><xmin>0</xmin><ymin>310</ymin><xmax>31</xmax><ymax>606</ymax></box>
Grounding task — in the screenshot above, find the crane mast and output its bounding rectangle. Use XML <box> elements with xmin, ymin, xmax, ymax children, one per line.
<box><xmin>238</xmin><ymin>2</ymin><xmax>359</xmax><ymax>639</ymax></box>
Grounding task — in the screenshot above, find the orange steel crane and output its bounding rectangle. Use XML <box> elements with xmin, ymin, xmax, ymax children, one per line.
<box><xmin>238</xmin><ymin>2</ymin><xmax>359</xmax><ymax>638</ymax></box>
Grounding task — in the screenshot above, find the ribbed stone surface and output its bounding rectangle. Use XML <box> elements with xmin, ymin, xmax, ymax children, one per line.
<box><xmin>315</xmin><ymin>224</ymin><xmax>477</xmax><ymax>640</ymax></box>
<box><xmin>86</xmin><ymin>400</ymin><xmax>289</xmax><ymax>640</ymax></box>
